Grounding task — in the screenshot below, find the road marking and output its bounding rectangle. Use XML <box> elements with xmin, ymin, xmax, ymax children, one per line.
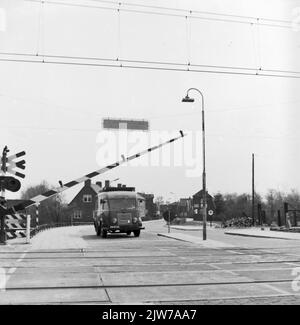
<box><xmin>17</xmin><ymin>252</ymin><xmax>27</xmax><ymax>263</ymax></box>
<box><xmin>5</xmin><ymin>250</ymin><xmax>29</xmax><ymax>285</ymax></box>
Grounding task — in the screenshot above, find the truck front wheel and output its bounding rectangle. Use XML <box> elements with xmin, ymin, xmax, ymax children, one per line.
<box><xmin>96</xmin><ymin>224</ymin><xmax>101</xmax><ymax>236</ymax></box>
<box><xmin>101</xmin><ymin>227</ymin><xmax>108</xmax><ymax>238</ymax></box>
<box><xmin>133</xmin><ymin>230</ymin><xmax>140</xmax><ymax>237</ymax></box>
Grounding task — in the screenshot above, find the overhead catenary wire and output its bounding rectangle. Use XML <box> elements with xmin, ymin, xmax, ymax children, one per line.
<box><xmin>25</xmin><ymin>0</ymin><xmax>296</xmax><ymax>29</ymax></box>
<box><xmin>6</xmin><ymin>2</ymin><xmax>299</xmax><ymax>78</ymax></box>
<box><xmin>36</xmin><ymin>0</ymin><xmax>45</xmax><ymax>56</ymax></box>
<box><xmin>87</xmin><ymin>0</ymin><xmax>295</xmax><ymax>25</ymax></box>
<box><xmin>2</xmin><ymin>51</ymin><xmax>300</xmax><ymax>75</ymax></box>
<box><xmin>117</xmin><ymin>3</ymin><xmax>122</xmax><ymax>60</ymax></box>
<box><xmin>185</xmin><ymin>15</ymin><xmax>192</xmax><ymax>65</ymax></box>
<box><xmin>0</xmin><ymin>53</ymin><xmax>300</xmax><ymax>79</ymax></box>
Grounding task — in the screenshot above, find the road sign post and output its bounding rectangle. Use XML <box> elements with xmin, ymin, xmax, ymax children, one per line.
<box><xmin>26</xmin><ymin>215</ymin><xmax>31</xmax><ymax>244</ymax></box>
<box><xmin>208</xmin><ymin>209</ymin><xmax>214</xmax><ymax>227</ymax></box>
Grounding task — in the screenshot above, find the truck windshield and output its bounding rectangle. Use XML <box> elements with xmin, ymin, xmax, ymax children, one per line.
<box><xmin>109</xmin><ymin>198</ymin><xmax>136</xmax><ymax>211</ymax></box>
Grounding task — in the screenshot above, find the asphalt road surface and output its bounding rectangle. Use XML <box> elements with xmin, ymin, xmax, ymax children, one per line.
<box><xmin>1</xmin><ymin>220</ymin><xmax>300</xmax><ymax>305</ymax></box>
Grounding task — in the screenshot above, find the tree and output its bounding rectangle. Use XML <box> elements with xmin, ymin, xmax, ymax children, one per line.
<box><xmin>20</xmin><ymin>181</ymin><xmax>66</xmax><ymax>225</ymax></box>
<box><xmin>265</xmin><ymin>189</ymin><xmax>285</xmax><ymax>224</ymax></box>
<box><xmin>154</xmin><ymin>196</ymin><xmax>164</xmax><ymax>207</ymax></box>
<box><xmin>213</xmin><ymin>193</ymin><xmax>226</xmax><ymax>221</ymax></box>
<box><xmin>285</xmin><ymin>189</ymin><xmax>300</xmax><ymax>210</ymax></box>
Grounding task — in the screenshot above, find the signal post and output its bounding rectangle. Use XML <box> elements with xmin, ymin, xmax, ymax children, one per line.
<box><xmin>0</xmin><ymin>146</ymin><xmax>26</xmax><ymax>244</ymax></box>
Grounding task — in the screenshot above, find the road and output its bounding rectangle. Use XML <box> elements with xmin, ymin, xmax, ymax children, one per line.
<box><xmin>0</xmin><ymin>219</ymin><xmax>300</xmax><ymax>305</ymax></box>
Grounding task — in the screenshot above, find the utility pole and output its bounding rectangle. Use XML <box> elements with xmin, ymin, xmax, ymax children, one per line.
<box><xmin>252</xmin><ymin>153</ymin><xmax>255</xmax><ymax>226</ymax></box>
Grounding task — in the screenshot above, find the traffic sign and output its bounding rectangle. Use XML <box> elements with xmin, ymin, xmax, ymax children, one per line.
<box><xmin>208</xmin><ymin>210</ymin><xmax>214</xmax><ymax>216</ymax></box>
<box><xmin>0</xmin><ymin>150</ymin><xmax>26</xmax><ymax>179</ymax></box>
<box><xmin>103</xmin><ymin>118</ymin><xmax>149</xmax><ymax>131</ymax></box>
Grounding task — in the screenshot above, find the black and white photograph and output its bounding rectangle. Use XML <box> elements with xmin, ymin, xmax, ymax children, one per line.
<box><xmin>0</xmin><ymin>0</ymin><xmax>300</xmax><ymax>309</ymax></box>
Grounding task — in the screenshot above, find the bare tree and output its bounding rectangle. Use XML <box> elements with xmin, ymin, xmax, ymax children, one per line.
<box><xmin>20</xmin><ymin>181</ymin><xmax>66</xmax><ymax>225</ymax></box>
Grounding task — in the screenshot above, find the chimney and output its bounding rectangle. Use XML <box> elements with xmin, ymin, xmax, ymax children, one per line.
<box><xmin>122</xmin><ymin>184</ymin><xmax>126</xmax><ymax>188</ymax></box>
<box><xmin>105</xmin><ymin>180</ymin><xmax>110</xmax><ymax>188</ymax></box>
<box><xmin>96</xmin><ymin>181</ymin><xmax>102</xmax><ymax>188</ymax></box>
<box><xmin>85</xmin><ymin>179</ymin><xmax>91</xmax><ymax>187</ymax></box>
<box><xmin>117</xmin><ymin>183</ymin><xmax>122</xmax><ymax>188</ymax></box>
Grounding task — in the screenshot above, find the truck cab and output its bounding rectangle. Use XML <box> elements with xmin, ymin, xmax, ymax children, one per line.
<box><xmin>93</xmin><ymin>188</ymin><xmax>144</xmax><ymax>238</ymax></box>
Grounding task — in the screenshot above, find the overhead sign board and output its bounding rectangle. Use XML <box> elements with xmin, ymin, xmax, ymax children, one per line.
<box><xmin>102</xmin><ymin>118</ymin><xmax>149</xmax><ymax>131</ymax></box>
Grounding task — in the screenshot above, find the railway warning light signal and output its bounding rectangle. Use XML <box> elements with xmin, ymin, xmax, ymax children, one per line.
<box><xmin>0</xmin><ymin>196</ymin><xmax>6</xmax><ymax>207</ymax></box>
<box><xmin>0</xmin><ymin>176</ymin><xmax>21</xmax><ymax>192</ymax></box>
<box><xmin>1</xmin><ymin>150</ymin><xmax>26</xmax><ymax>179</ymax></box>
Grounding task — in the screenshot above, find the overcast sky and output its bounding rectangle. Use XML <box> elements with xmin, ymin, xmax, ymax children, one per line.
<box><xmin>0</xmin><ymin>0</ymin><xmax>299</xmax><ymax>203</ymax></box>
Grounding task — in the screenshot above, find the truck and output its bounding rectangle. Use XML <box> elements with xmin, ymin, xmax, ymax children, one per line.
<box><xmin>93</xmin><ymin>187</ymin><xmax>144</xmax><ymax>238</ymax></box>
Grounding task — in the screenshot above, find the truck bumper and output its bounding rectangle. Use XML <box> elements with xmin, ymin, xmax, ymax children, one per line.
<box><xmin>105</xmin><ymin>225</ymin><xmax>144</xmax><ymax>232</ymax></box>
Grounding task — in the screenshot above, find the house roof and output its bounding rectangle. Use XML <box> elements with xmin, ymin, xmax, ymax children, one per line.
<box><xmin>91</xmin><ymin>184</ymin><xmax>102</xmax><ymax>193</ymax></box>
<box><xmin>193</xmin><ymin>190</ymin><xmax>212</xmax><ymax>199</ymax></box>
<box><xmin>68</xmin><ymin>183</ymin><xmax>102</xmax><ymax>206</ymax></box>
<box><xmin>137</xmin><ymin>194</ymin><xmax>146</xmax><ymax>201</ymax></box>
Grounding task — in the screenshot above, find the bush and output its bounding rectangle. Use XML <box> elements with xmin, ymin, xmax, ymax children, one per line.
<box><xmin>222</xmin><ymin>216</ymin><xmax>253</xmax><ymax>228</ymax></box>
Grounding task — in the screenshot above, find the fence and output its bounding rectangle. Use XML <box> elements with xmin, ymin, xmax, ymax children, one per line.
<box><xmin>5</xmin><ymin>212</ymin><xmax>93</xmax><ymax>243</ymax></box>
<box><xmin>30</xmin><ymin>221</ymin><xmax>93</xmax><ymax>238</ymax></box>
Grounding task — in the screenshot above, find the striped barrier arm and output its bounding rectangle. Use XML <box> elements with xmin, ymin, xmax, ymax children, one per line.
<box><xmin>9</xmin><ymin>131</ymin><xmax>186</xmax><ymax>213</ymax></box>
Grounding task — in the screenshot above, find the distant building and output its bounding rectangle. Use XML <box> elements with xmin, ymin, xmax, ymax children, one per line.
<box><xmin>68</xmin><ymin>180</ymin><xmax>154</xmax><ymax>223</ymax></box>
<box><xmin>137</xmin><ymin>194</ymin><xmax>146</xmax><ymax>219</ymax></box>
<box><xmin>192</xmin><ymin>190</ymin><xmax>215</xmax><ymax>221</ymax></box>
<box><xmin>178</xmin><ymin>198</ymin><xmax>193</xmax><ymax>218</ymax></box>
<box><xmin>159</xmin><ymin>198</ymin><xmax>192</xmax><ymax>219</ymax></box>
<box><xmin>137</xmin><ymin>193</ymin><xmax>157</xmax><ymax>220</ymax></box>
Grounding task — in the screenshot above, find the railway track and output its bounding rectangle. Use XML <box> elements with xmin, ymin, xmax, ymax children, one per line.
<box><xmin>1</xmin><ymin>226</ymin><xmax>300</xmax><ymax>304</ymax></box>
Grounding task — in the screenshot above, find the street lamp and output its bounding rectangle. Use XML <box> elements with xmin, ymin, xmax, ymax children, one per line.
<box><xmin>182</xmin><ymin>88</ymin><xmax>207</xmax><ymax>241</ymax></box>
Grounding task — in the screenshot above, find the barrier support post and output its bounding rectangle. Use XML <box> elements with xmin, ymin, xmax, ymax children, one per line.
<box><xmin>26</xmin><ymin>215</ymin><xmax>31</xmax><ymax>244</ymax></box>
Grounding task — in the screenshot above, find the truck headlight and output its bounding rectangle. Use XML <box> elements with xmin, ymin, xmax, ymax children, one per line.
<box><xmin>132</xmin><ymin>217</ymin><xmax>138</xmax><ymax>223</ymax></box>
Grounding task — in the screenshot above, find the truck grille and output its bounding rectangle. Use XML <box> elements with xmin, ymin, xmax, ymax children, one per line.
<box><xmin>117</xmin><ymin>213</ymin><xmax>132</xmax><ymax>225</ymax></box>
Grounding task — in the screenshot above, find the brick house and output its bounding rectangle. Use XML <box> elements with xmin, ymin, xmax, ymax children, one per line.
<box><xmin>192</xmin><ymin>190</ymin><xmax>215</xmax><ymax>221</ymax></box>
<box><xmin>68</xmin><ymin>179</ymin><xmax>103</xmax><ymax>223</ymax></box>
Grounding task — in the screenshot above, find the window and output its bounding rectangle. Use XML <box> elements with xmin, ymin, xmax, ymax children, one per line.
<box><xmin>83</xmin><ymin>194</ymin><xmax>92</xmax><ymax>203</ymax></box>
<box><xmin>73</xmin><ymin>211</ymin><xmax>82</xmax><ymax>219</ymax></box>
<box><xmin>109</xmin><ymin>198</ymin><xmax>136</xmax><ymax>211</ymax></box>
<box><xmin>99</xmin><ymin>198</ymin><xmax>109</xmax><ymax>211</ymax></box>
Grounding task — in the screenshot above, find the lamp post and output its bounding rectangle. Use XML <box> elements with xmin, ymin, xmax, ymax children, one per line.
<box><xmin>182</xmin><ymin>88</ymin><xmax>207</xmax><ymax>241</ymax></box>
<box><xmin>166</xmin><ymin>192</ymin><xmax>178</xmax><ymax>233</ymax></box>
